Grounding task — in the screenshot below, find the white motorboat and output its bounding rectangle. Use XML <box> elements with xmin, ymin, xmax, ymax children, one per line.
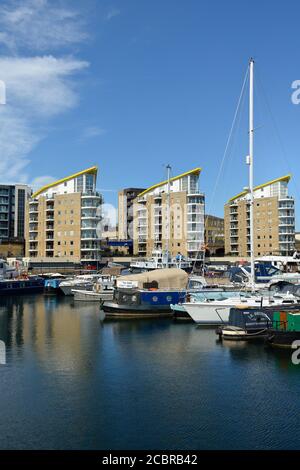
<box><xmin>72</xmin><ymin>289</ymin><xmax>114</xmax><ymax>301</ymax></box>
<box><xmin>182</xmin><ymin>293</ymin><xmax>299</xmax><ymax>325</ymax></box>
<box><xmin>130</xmin><ymin>250</ymin><xmax>193</xmax><ymax>271</ymax></box>
<box><xmin>59</xmin><ymin>274</ymin><xmax>100</xmax><ymax>295</ymax></box>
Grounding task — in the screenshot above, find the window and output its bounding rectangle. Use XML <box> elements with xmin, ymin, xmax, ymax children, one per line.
<box><xmin>70</xmin><ymin>251</ymin><xmax>73</xmax><ymax>256</ymax></box>
<box><xmin>70</xmin><ymin>241</ymin><xmax>74</xmax><ymax>245</ymax></box>
<box><xmin>64</xmin><ymin>182</ymin><xmax>67</xmax><ymax>187</ymax></box>
<box><xmin>58</xmin><ymin>241</ymin><xmax>61</xmax><ymax>246</ymax></box>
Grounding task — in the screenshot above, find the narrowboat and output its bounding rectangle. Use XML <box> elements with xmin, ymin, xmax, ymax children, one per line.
<box><xmin>0</xmin><ymin>277</ymin><xmax>45</xmax><ymax>295</ymax></box>
<box><xmin>101</xmin><ymin>268</ymin><xmax>189</xmax><ymax>318</ymax></box>
<box><xmin>216</xmin><ymin>307</ymin><xmax>275</xmax><ymax>340</ymax></box>
<box><xmin>266</xmin><ymin>311</ymin><xmax>300</xmax><ymax>348</ymax></box>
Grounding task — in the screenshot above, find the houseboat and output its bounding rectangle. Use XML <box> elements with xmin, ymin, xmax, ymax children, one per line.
<box><xmin>101</xmin><ymin>268</ymin><xmax>189</xmax><ymax>318</ymax></box>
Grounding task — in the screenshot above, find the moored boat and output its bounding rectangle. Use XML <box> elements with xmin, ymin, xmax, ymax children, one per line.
<box><xmin>59</xmin><ymin>274</ymin><xmax>99</xmax><ymax>295</ymax></box>
<box><xmin>73</xmin><ymin>289</ymin><xmax>114</xmax><ymax>302</ymax></box>
<box><xmin>266</xmin><ymin>311</ymin><xmax>300</xmax><ymax>348</ymax></box>
<box><xmin>216</xmin><ymin>307</ymin><xmax>276</xmax><ymax>340</ymax></box>
<box><xmin>182</xmin><ymin>293</ymin><xmax>299</xmax><ymax>326</ymax></box>
<box><xmin>0</xmin><ymin>277</ymin><xmax>44</xmax><ymax>295</ymax></box>
<box><xmin>101</xmin><ymin>268</ymin><xmax>189</xmax><ymax>318</ymax></box>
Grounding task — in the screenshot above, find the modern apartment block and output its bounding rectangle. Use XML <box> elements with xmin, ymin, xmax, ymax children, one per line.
<box><xmin>118</xmin><ymin>188</ymin><xmax>145</xmax><ymax>240</ymax></box>
<box><xmin>133</xmin><ymin>168</ymin><xmax>205</xmax><ymax>260</ymax></box>
<box><xmin>204</xmin><ymin>215</ymin><xmax>224</xmax><ymax>255</ymax></box>
<box><xmin>0</xmin><ymin>184</ymin><xmax>31</xmax><ymax>243</ymax></box>
<box><xmin>26</xmin><ymin>166</ymin><xmax>102</xmax><ymax>265</ymax></box>
<box><xmin>224</xmin><ymin>175</ymin><xmax>295</xmax><ymax>257</ymax></box>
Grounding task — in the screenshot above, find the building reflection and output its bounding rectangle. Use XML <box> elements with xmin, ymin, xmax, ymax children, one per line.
<box><xmin>0</xmin><ymin>294</ymin><xmax>101</xmax><ymax>376</ymax></box>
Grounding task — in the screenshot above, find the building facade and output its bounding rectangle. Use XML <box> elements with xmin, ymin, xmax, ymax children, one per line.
<box><xmin>204</xmin><ymin>215</ymin><xmax>224</xmax><ymax>255</ymax></box>
<box><xmin>118</xmin><ymin>188</ymin><xmax>145</xmax><ymax>240</ymax></box>
<box><xmin>224</xmin><ymin>175</ymin><xmax>295</xmax><ymax>257</ymax></box>
<box><xmin>133</xmin><ymin>168</ymin><xmax>205</xmax><ymax>260</ymax></box>
<box><xmin>26</xmin><ymin>167</ymin><xmax>102</xmax><ymax>265</ymax></box>
<box><xmin>0</xmin><ymin>184</ymin><xmax>31</xmax><ymax>255</ymax></box>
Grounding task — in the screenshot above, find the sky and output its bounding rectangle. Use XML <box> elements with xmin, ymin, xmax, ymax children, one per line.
<box><xmin>0</xmin><ymin>0</ymin><xmax>300</xmax><ymax>226</ymax></box>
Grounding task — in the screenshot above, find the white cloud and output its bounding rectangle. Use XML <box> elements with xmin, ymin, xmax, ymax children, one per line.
<box><xmin>0</xmin><ymin>0</ymin><xmax>90</xmax><ymax>186</ymax></box>
<box><xmin>30</xmin><ymin>175</ymin><xmax>56</xmax><ymax>191</ymax></box>
<box><xmin>0</xmin><ymin>0</ymin><xmax>88</xmax><ymax>52</ymax></box>
<box><xmin>81</xmin><ymin>126</ymin><xmax>107</xmax><ymax>140</ymax></box>
<box><xmin>0</xmin><ymin>55</ymin><xmax>89</xmax><ymax>116</ymax></box>
<box><xmin>0</xmin><ymin>55</ymin><xmax>89</xmax><ymax>183</ymax></box>
<box><xmin>106</xmin><ymin>8</ymin><xmax>120</xmax><ymax>21</ymax></box>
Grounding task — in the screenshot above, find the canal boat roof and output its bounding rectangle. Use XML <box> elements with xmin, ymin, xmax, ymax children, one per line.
<box><xmin>116</xmin><ymin>268</ymin><xmax>188</xmax><ymax>290</ymax></box>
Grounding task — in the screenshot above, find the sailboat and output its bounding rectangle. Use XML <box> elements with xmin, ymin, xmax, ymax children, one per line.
<box><xmin>182</xmin><ymin>58</ymin><xmax>299</xmax><ymax>325</ymax></box>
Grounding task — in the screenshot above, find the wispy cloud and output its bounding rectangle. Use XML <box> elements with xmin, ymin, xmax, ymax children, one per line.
<box><xmin>0</xmin><ymin>0</ymin><xmax>88</xmax><ymax>52</ymax></box>
<box><xmin>0</xmin><ymin>0</ymin><xmax>90</xmax><ymax>185</ymax></box>
<box><xmin>81</xmin><ymin>126</ymin><xmax>107</xmax><ymax>140</ymax></box>
<box><xmin>106</xmin><ymin>8</ymin><xmax>120</xmax><ymax>21</ymax></box>
<box><xmin>30</xmin><ymin>175</ymin><xmax>56</xmax><ymax>192</ymax></box>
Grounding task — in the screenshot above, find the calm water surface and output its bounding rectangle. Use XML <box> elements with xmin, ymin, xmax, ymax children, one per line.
<box><xmin>0</xmin><ymin>294</ymin><xmax>299</xmax><ymax>450</ymax></box>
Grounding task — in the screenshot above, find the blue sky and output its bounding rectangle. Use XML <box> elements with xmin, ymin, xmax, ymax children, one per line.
<box><xmin>0</xmin><ymin>0</ymin><xmax>300</xmax><ymax>226</ymax></box>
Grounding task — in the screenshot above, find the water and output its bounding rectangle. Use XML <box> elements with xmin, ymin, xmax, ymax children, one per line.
<box><xmin>0</xmin><ymin>294</ymin><xmax>299</xmax><ymax>450</ymax></box>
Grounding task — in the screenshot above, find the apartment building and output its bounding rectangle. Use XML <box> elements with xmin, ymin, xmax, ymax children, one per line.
<box><xmin>204</xmin><ymin>215</ymin><xmax>224</xmax><ymax>255</ymax></box>
<box><xmin>118</xmin><ymin>188</ymin><xmax>145</xmax><ymax>240</ymax></box>
<box><xmin>133</xmin><ymin>168</ymin><xmax>205</xmax><ymax>260</ymax></box>
<box><xmin>26</xmin><ymin>166</ymin><xmax>102</xmax><ymax>265</ymax></box>
<box><xmin>0</xmin><ymin>184</ymin><xmax>31</xmax><ymax>255</ymax></box>
<box><xmin>224</xmin><ymin>175</ymin><xmax>295</xmax><ymax>257</ymax></box>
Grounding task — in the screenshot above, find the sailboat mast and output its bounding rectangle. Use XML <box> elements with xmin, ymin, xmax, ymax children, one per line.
<box><xmin>249</xmin><ymin>58</ymin><xmax>255</xmax><ymax>287</ymax></box>
<box><xmin>166</xmin><ymin>164</ymin><xmax>171</xmax><ymax>267</ymax></box>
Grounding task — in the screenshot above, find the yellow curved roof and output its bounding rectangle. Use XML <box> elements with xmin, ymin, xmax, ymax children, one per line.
<box><xmin>228</xmin><ymin>174</ymin><xmax>291</xmax><ymax>203</ymax></box>
<box><xmin>32</xmin><ymin>166</ymin><xmax>98</xmax><ymax>198</ymax></box>
<box><xmin>138</xmin><ymin>167</ymin><xmax>202</xmax><ymax>197</ymax></box>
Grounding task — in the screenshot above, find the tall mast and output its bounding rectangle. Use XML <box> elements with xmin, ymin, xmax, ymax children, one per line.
<box><xmin>166</xmin><ymin>164</ymin><xmax>171</xmax><ymax>267</ymax></box>
<box><xmin>248</xmin><ymin>58</ymin><xmax>255</xmax><ymax>288</ymax></box>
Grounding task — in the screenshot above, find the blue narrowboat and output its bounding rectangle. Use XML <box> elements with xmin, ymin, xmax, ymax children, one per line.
<box><xmin>101</xmin><ymin>268</ymin><xmax>190</xmax><ymax>318</ymax></box>
<box><xmin>0</xmin><ymin>277</ymin><xmax>45</xmax><ymax>295</ymax></box>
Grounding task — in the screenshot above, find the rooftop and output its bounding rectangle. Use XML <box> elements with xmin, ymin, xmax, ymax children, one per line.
<box><xmin>32</xmin><ymin>166</ymin><xmax>98</xmax><ymax>198</ymax></box>
<box><xmin>138</xmin><ymin>167</ymin><xmax>202</xmax><ymax>197</ymax></box>
<box><xmin>228</xmin><ymin>174</ymin><xmax>291</xmax><ymax>203</ymax></box>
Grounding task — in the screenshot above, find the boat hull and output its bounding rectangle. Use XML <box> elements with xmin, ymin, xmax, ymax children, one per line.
<box><xmin>73</xmin><ymin>290</ymin><xmax>113</xmax><ymax>301</ymax></box>
<box><xmin>101</xmin><ymin>301</ymin><xmax>173</xmax><ymax>318</ymax></box>
<box><xmin>183</xmin><ymin>303</ymin><xmax>230</xmax><ymax>325</ymax></box>
<box><xmin>60</xmin><ymin>283</ymin><xmax>93</xmax><ymax>296</ymax></box>
<box><xmin>266</xmin><ymin>330</ymin><xmax>300</xmax><ymax>349</ymax></box>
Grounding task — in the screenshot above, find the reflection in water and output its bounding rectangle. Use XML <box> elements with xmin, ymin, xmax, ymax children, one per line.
<box><xmin>0</xmin><ymin>294</ymin><xmax>299</xmax><ymax>450</ymax></box>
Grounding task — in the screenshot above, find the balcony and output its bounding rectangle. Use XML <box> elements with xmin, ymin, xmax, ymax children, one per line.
<box><xmin>81</xmin><ymin>192</ymin><xmax>101</xmax><ymax>199</ymax></box>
